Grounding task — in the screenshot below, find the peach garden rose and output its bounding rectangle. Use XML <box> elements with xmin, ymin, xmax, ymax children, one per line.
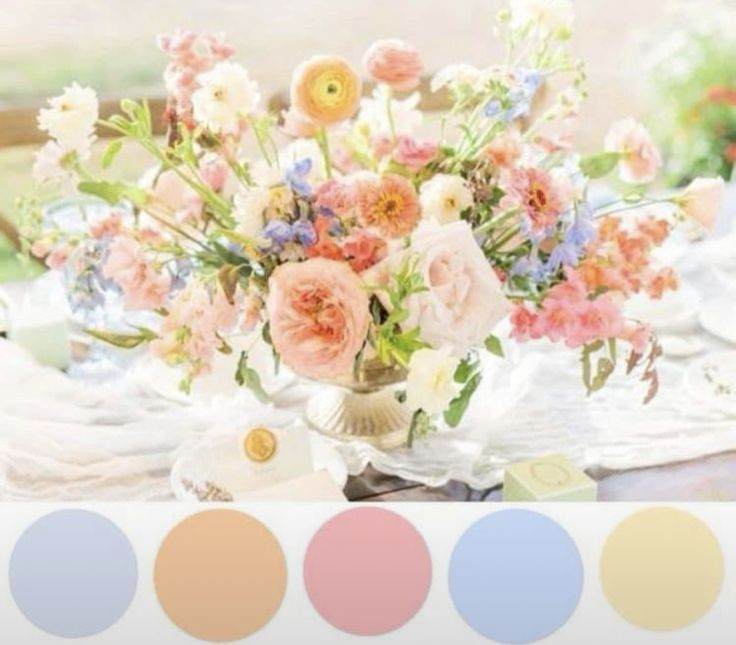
<box><xmin>265</xmin><ymin>258</ymin><xmax>370</xmax><ymax>380</ymax></box>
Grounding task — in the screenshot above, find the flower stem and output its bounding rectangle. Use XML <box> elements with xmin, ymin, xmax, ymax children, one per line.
<box><xmin>385</xmin><ymin>86</ymin><xmax>397</xmax><ymax>142</ymax></box>
<box><xmin>316</xmin><ymin>126</ymin><xmax>333</xmax><ymax>178</ymax></box>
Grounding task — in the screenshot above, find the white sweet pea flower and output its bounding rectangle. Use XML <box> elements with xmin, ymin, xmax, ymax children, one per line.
<box><xmin>192</xmin><ymin>61</ymin><xmax>261</xmax><ymax>134</ymax></box>
<box><xmin>234</xmin><ymin>187</ymin><xmax>270</xmax><ymax>238</ymax></box>
<box><xmin>677</xmin><ymin>177</ymin><xmax>725</xmax><ymax>233</ymax></box>
<box><xmin>508</xmin><ymin>0</ymin><xmax>574</xmax><ymax>40</ymax></box>
<box><xmin>357</xmin><ymin>86</ymin><xmax>422</xmax><ymax>136</ymax></box>
<box><xmin>37</xmin><ymin>83</ymin><xmax>99</xmax><ymax>152</ymax></box>
<box><xmin>405</xmin><ymin>347</ymin><xmax>460</xmax><ymax>416</ymax></box>
<box><xmin>420</xmin><ymin>174</ymin><xmax>475</xmax><ymax>224</ymax></box>
<box><xmin>430</xmin><ymin>63</ymin><xmax>485</xmax><ymax>94</ymax></box>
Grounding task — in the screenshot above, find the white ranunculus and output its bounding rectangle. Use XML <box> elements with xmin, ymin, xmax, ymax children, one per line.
<box><xmin>234</xmin><ymin>187</ymin><xmax>270</xmax><ymax>238</ymax></box>
<box><xmin>509</xmin><ymin>0</ymin><xmax>574</xmax><ymax>40</ymax></box>
<box><xmin>357</xmin><ymin>86</ymin><xmax>422</xmax><ymax>136</ymax></box>
<box><xmin>419</xmin><ymin>174</ymin><xmax>475</xmax><ymax>224</ymax></box>
<box><xmin>405</xmin><ymin>347</ymin><xmax>460</xmax><ymax>415</ymax></box>
<box><xmin>366</xmin><ymin>220</ymin><xmax>510</xmax><ymax>354</ymax></box>
<box><xmin>192</xmin><ymin>61</ymin><xmax>261</xmax><ymax>134</ymax></box>
<box><xmin>678</xmin><ymin>177</ymin><xmax>725</xmax><ymax>233</ymax></box>
<box><xmin>37</xmin><ymin>83</ymin><xmax>99</xmax><ymax>152</ymax></box>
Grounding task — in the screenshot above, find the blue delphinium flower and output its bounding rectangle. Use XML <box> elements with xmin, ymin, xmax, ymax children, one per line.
<box><xmin>484</xmin><ymin>68</ymin><xmax>544</xmax><ymax>123</ymax></box>
<box><xmin>292</xmin><ymin>220</ymin><xmax>317</xmax><ymax>246</ymax></box>
<box><xmin>511</xmin><ymin>256</ymin><xmax>548</xmax><ymax>282</ymax></box>
<box><xmin>261</xmin><ymin>219</ymin><xmax>294</xmax><ymax>252</ymax></box>
<box><xmin>285</xmin><ymin>158</ymin><xmax>313</xmax><ymax>197</ymax></box>
<box><xmin>545</xmin><ymin>242</ymin><xmax>581</xmax><ymax>272</ymax></box>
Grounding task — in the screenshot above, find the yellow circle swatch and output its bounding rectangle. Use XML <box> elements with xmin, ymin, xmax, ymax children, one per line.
<box><xmin>600</xmin><ymin>508</ymin><xmax>724</xmax><ymax>631</ymax></box>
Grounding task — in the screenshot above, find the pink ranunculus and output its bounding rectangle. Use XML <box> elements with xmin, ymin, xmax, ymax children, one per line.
<box><xmin>342</xmin><ymin>228</ymin><xmax>388</xmax><ymax>272</ymax></box>
<box><xmin>265</xmin><ymin>258</ymin><xmax>370</xmax><ymax>380</ymax></box>
<box><xmin>604</xmin><ymin>118</ymin><xmax>662</xmax><ymax>185</ymax></box>
<box><xmin>314</xmin><ymin>178</ymin><xmax>355</xmax><ymax>219</ymax></box>
<box><xmin>363</xmin><ymin>39</ymin><xmax>424</xmax><ymax>92</ymax></box>
<box><xmin>394</xmin><ymin>135</ymin><xmax>439</xmax><ymax>171</ymax></box>
<box><xmin>368</xmin><ymin>220</ymin><xmax>510</xmax><ymax>353</ymax></box>
<box><xmin>103</xmin><ymin>237</ymin><xmax>170</xmax><ymax>310</ymax></box>
<box><xmin>483</xmin><ymin>131</ymin><xmax>522</xmax><ymax>168</ymax></box>
<box><xmin>679</xmin><ymin>177</ymin><xmax>725</xmax><ymax>233</ymax></box>
<box><xmin>281</xmin><ymin>106</ymin><xmax>319</xmax><ymax>138</ymax></box>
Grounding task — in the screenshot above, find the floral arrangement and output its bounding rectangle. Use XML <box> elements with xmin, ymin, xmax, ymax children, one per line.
<box><xmin>643</xmin><ymin>0</ymin><xmax>736</xmax><ymax>184</ymax></box>
<box><xmin>21</xmin><ymin>0</ymin><xmax>724</xmax><ymax>444</ymax></box>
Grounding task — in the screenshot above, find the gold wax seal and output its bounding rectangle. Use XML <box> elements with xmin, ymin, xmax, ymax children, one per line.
<box><xmin>243</xmin><ymin>426</ymin><xmax>278</xmax><ymax>463</ymax></box>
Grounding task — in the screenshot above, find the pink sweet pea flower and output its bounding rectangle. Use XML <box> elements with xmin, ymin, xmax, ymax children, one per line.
<box><xmin>103</xmin><ymin>237</ymin><xmax>170</xmax><ymax>310</ymax></box>
<box><xmin>678</xmin><ymin>177</ymin><xmax>725</xmax><ymax>233</ymax></box>
<box><xmin>604</xmin><ymin>118</ymin><xmax>662</xmax><ymax>185</ymax></box>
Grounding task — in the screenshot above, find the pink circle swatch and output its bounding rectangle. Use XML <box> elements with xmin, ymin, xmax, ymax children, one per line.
<box><xmin>304</xmin><ymin>507</ymin><xmax>432</xmax><ymax>636</ymax></box>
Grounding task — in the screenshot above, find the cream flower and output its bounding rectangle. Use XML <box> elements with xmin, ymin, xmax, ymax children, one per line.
<box><xmin>280</xmin><ymin>138</ymin><xmax>328</xmax><ymax>182</ymax></box>
<box><xmin>430</xmin><ymin>64</ymin><xmax>486</xmax><ymax>94</ymax></box>
<box><xmin>405</xmin><ymin>347</ymin><xmax>460</xmax><ymax>415</ymax></box>
<box><xmin>192</xmin><ymin>61</ymin><xmax>261</xmax><ymax>134</ymax></box>
<box><xmin>678</xmin><ymin>177</ymin><xmax>725</xmax><ymax>233</ymax></box>
<box><xmin>37</xmin><ymin>83</ymin><xmax>99</xmax><ymax>152</ymax></box>
<box><xmin>234</xmin><ymin>188</ymin><xmax>270</xmax><ymax>238</ymax></box>
<box><xmin>357</xmin><ymin>86</ymin><xmax>422</xmax><ymax>136</ymax></box>
<box><xmin>419</xmin><ymin>174</ymin><xmax>475</xmax><ymax>224</ymax></box>
<box><xmin>509</xmin><ymin>0</ymin><xmax>574</xmax><ymax>40</ymax></box>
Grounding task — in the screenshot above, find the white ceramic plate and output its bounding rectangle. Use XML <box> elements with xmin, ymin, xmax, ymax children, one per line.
<box><xmin>133</xmin><ymin>332</ymin><xmax>294</xmax><ymax>403</ymax></box>
<box><xmin>699</xmin><ymin>298</ymin><xmax>736</xmax><ymax>344</ymax></box>
<box><xmin>171</xmin><ymin>431</ymin><xmax>348</xmax><ymax>501</ymax></box>
<box><xmin>624</xmin><ymin>288</ymin><xmax>700</xmax><ymax>332</ymax></box>
<box><xmin>684</xmin><ymin>352</ymin><xmax>736</xmax><ymax>416</ymax></box>
<box><xmin>659</xmin><ymin>334</ymin><xmax>705</xmax><ymax>359</ymax></box>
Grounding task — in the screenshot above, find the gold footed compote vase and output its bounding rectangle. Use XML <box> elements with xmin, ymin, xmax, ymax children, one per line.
<box><xmin>305</xmin><ymin>358</ymin><xmax>411</xmax><ymax>450</ymax></box>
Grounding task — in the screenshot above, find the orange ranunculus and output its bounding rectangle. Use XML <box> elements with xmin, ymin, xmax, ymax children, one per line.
<box><xmin>290</xmin><ymin>55</ymin><xmax>362</xmax><ymax>126</ymax></box>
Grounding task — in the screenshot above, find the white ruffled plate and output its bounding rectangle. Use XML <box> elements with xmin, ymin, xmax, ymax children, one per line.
<box><xmin>684</xmin><ymin>352</ymin><xmax>736</xmax><ymax>416</ymax></box>
<box><xmin>171</xmin><ymin>430</ymin><xmax>348</xmax><ymax>501</ymax></box>
<box><xmin>133</xmin><ymin>332</ymin><xmax>294</xmax><ymax>403</ymax></box>
<box><xmin>624</xmin><ymin>287</ymin><xmax>700</xmax><ymax>332</ymax></box>
<box><xmin>699</xmin><ymin>298</ymin><xmax>736</xmax><ymax>344</ymax></box>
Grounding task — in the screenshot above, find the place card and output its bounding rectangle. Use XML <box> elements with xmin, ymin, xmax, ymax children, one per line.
<box><xmin>502</xmin><ymin>454</ymin><xmax>598</xmax><ymax>502</ymax></box>
<box><xmin>236</xmin><ymin>470</ymin><xmax>347</xmax><ymax>501</ymax></box>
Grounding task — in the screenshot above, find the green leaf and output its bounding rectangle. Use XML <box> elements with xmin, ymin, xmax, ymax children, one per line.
<box><xmin>101</xmin><ymin>139</ymin><xmax>124</xmax><ymax>169</ymax></box>
<box><xmin>579</xmin><ymin>152</ymin><xmax>620</xmax><ymax>179</ymax></box>
<box><xmin>77</xmin><ymin>180</ymin><xmax>149</xmax><ymax>208</ymax></box>
<box><xmin>484</xmin><ymin>334</ymin><xmax>504</xmax><ymax>357</ymax></box>
<box><xmin>444</xmin><ymin>372</ymin><xmax>483</xmax><ymax>428</ymax></box>
<box><xmin>235</xmin><ymin>351</ymin><xmax>270</xmax><ymax>403</ymax></box>
<box><xmin>85</xmin><ymin>327</ymin><xmax>157</xmax><ymax>349</ymax></box>
<box><xmin>454</xmin><ymin>356</ymin><xmax>480</xmax><ymax>383</ymax></box>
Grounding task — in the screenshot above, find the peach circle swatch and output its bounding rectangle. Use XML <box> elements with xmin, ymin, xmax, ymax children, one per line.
<box><xmin>154</xmin><ymin>510</ymin><xmax>286</xmax><ymax>642</ymax></box>
<box><xmin>600</xmin><ymin>507</ymin><xmax>724</xmax><ymax>631</ymax></box>
<box><xmin>304</xmin><ymin>507</ymin><xmax>432</xmax><ymax>636</ymax></box>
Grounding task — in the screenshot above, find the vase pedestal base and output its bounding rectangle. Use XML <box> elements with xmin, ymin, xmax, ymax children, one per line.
<box><xmin>305</xmin><ymin>385</ymin><xmax>411</xmax><ymax>450</ymax></box>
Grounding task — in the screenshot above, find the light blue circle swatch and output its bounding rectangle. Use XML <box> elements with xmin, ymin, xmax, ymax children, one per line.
<box><xmin>449</xmin><ymin>510</ymin><xmax>583</xmax><ymax>643</ymax></box>
<box><xmin>9</xmin><ymin>510</ymin><xmax>138</xmax><ymax>638</ymax></box>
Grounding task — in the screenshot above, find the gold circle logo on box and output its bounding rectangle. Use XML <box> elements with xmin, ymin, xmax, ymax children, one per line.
<box><xmin>243</xmin><ymin>427</ymin><xmax>278</xmax><ymax>463</ymax></box>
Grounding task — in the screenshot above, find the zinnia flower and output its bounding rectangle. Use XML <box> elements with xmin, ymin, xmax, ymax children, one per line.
<box><xmin>677</xmin><ymin>177</ymin><xmax>725</xmax><ymax>233</ymax></box>
<box><xmin>192</xmin><ymin>61</ymin><xmax>261</xmax><ymax>134</ymax></box>
<box><xmin>363</xmin><ymin>39</ymin><xmax>423</xmax><ymax>92</ymax></box>
<box><xmin>604</xmin><ymin>118</ymin><xmax>662</xmax><ymax>185</ymax></box>
<box><xmin>265</xmin><ymin>258</ymin><xmax>370</xmax><ymax>380</ymax></box>
<box><xmin>357</xmin><ymin>173</ymin><xmax>421</xmax><ymax>237</ymax></box>
<box><xmin>500</xmin><ymin>167</ymin><xmax>566</xmax><ymax>237</ymax></box>
<box><xmin>290</xmin><ymin>55</ymin><xmax>362</xmax><ymax>126</ymax></box>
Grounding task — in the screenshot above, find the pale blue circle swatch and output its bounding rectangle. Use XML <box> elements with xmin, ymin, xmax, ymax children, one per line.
<box><xmin>449</xmin><ymin>510</ymin><xmax>583</xmax><ymax>643</ymax></box>
<box><xmin>9</xmin><ymin>510</ymin><xmax>138</xmax><ymax>638</ymax></box>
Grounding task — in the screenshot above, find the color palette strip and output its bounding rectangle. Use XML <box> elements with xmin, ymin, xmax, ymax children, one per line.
<box><xmin>0</xmin><ymin>504</ymin><xmax>731</xmax><ymax>643</ymax></box>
